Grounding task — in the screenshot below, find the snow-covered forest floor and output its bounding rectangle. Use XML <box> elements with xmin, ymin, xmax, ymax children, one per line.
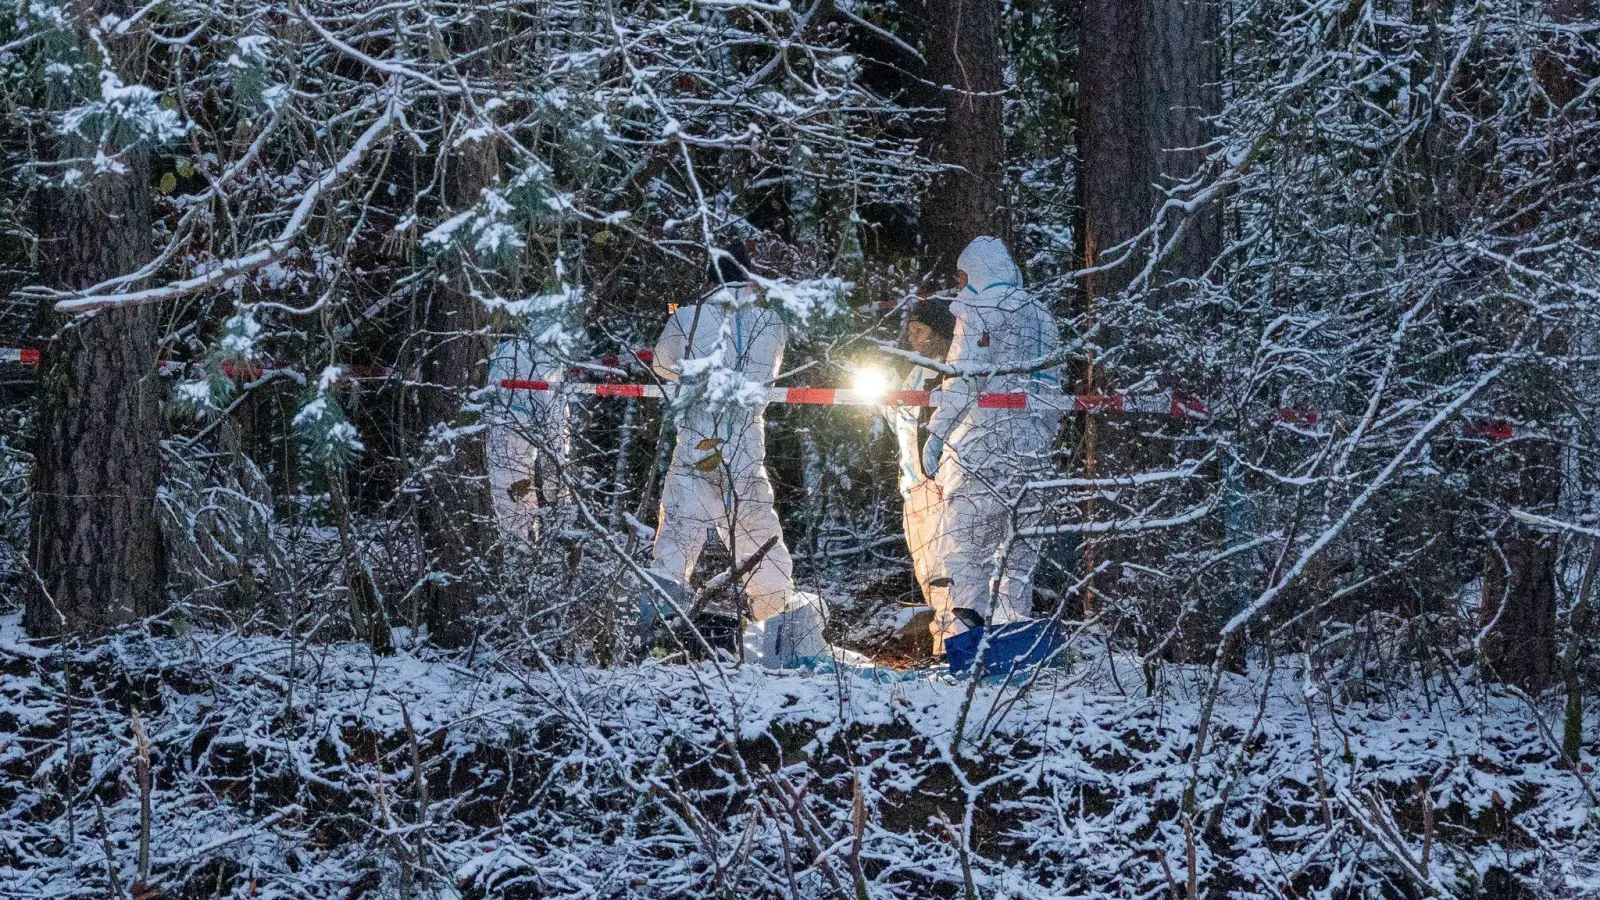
<box><xmin>3</xmin><ymin>610</ymin><xmax>1596</xmax><ymax>899</ymax></box>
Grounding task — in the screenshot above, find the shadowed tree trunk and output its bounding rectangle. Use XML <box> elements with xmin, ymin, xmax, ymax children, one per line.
<box><xmin>1475</xmin><ymin>0</ymin><xmax>1586</xmax><ymax>695</ymax></box>
<box><xmin>417</xmin><ymin>191</ymin><xmax>498</xmax><ymax>647</ymax></box>
<box><xmin>1481</xmin><ymin>439</ymin><xmax>1560</xmax><ymax>692</ymax></box>
<box><xmin>1078</xmin><ymin>0</ymin><xmax>1150</xmax><ymax>309</ymax></box>
<box><xmin>918</xmin><ymin>0</ymin><xmax>1008</xmax><ymax>271</ymax></box>
<box><xmin>417</xmin><ymin>32</ymin><xmax>502</xmax><ymax>648</ymax></box>
<box><xmin>26</xmin><ymin>7</ymin><xmax>165</xmax><ymax>637</ymax></box>
<box><xmin>1078</xmin><ymin>0</ymin><xmax>1222</xmax><ymax>333</ymax></box>
<box><xmin>1076</xmin><ymin>0</ymin><xmax>1223</xmax><ymax>642</ymax></box>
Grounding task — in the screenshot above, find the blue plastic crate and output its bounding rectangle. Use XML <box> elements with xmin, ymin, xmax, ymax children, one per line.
<box><xmin>945</xmin><ymin>619</ymin><xmax>1065</xmax><ymax>678</ymax></box>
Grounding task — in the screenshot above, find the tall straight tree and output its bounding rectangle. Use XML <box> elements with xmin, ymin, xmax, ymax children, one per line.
<box><xmin>416</xmin><ymin>27</ymin><xmax>502</xmax><ymax>649</ymax></box>
<box><xmin>1476</xmin><ymin>0</ymin><xmax>1589</xmax><ymax>693</ymax></box>
<box><xmin>918</xmin><ymin>0</ymin><xmax>1009</xmax><ymax>270</ymax></box>
<box><xmin>1076</xmin><ymin>0</ymin><xmax>1223</xmax><ymax>624</ymax></box>
<box><xmin>1077</xmin><ymin>0</ymin><xmax>1221</xmax><ymax>311</ymax></box>
<box><xmin>26</xmin><ymin>5</ymin><xmax>166</xmax><ymax>636</ymax></box>
<box><xmin>416</xmin><ymin>159</ymin><xmax>498</xmax><ymax>648</ymax></box>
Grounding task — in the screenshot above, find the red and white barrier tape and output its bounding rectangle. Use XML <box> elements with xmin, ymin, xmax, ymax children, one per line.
<box><xmin>0</xmin><ymin>346</ymin><xmax>1529</xmax><ymax>439</ymax></box>
<box><xmin>499</xmin><ymin>380</ymin><xmax>1206</xmax><ymax>418</ymax></box>
<box><xmin>496</xmin><ymin>379</ymin><xmax>1530</xmax><ymax>439</ymax></box>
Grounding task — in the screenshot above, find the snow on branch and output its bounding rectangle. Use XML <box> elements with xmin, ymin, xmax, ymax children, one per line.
<box><xmin>44</xmin><ymin>94</ymin><xmax>399</xmax><ymax>314</ymax></box>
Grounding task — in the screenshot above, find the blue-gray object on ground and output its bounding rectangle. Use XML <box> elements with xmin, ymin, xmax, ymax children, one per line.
<box><xmin>742</xmin><ymin>591</ymin><xmax>829</xmax><ymax>667</ymax></box>
<box><xmin>944</xmin><ymin>619</ymin><xmax>1065</xmax><ymax>678</ymax></box>
<box><xmin>637</xmin><ymin>572</ymin><xmax>690</xmax><ymax>640</ymax></box>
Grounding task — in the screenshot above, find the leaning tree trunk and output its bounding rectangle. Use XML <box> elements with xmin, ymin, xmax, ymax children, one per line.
<box><xmin>1076</xmin><ymin>0</ymin><xmax>1223</xmax><ymax>641</ymax></box>
<box><xmin>918</xmin><ymin>0</ymin><xmax>1009</xmax><ymax>271</ymax></box>
<box><xmin>26</xmin><ymin>13</ymin><xmax>165</xmax><ymax>637</ymax></box>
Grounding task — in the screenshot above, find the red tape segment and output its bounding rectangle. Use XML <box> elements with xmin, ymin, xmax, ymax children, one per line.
<box><xmin>977</xmin><ymin>392</ymin><xmax>1029</xmax><ymax>409</ymax></box>
<box><xmin>1074</xmin><ymin>394</ymin><xmax>1124</xmax><ymax>413</ymax></box>
<box><xmin>1462</xmin><ymin>418</ymin><xmax>1514</xmax><ymax>442</ymax></box>
<box><xmin>883</xmin><ymin>390</ymin><xmax>931</xmax><ymax>407</ymax></box>
<box><xmin>782</xmin><ymin>387</ymin><xmax>837</xmax><ymax>406</ymax></box>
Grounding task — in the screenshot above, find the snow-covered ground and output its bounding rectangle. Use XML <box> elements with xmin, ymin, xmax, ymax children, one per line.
<box><xmin>1</xmin><ymin>613</ymin><xmax>1596</xmax><ymax>899</ymax></box>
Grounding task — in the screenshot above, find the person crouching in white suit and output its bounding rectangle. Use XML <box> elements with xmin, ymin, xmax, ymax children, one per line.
<box><xmin>645</xmin><ymin>246</ymin><xmax>826</xmax><ymax>665</ymax></box>
<box><xmin>927</xmin><ymin>237</ymin><xmax>1064</xmax><ymax>650</ymax></box>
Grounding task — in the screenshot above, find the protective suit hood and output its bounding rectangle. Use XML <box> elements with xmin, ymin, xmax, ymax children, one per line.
<box><xmin>927</xmin><ymin>237</ymin><xmax>1061</xmax><ymax>640</ymax></box>
<box><xmin>957</xmin><ymin>236</ymin><xmax>1022</xmax><ymax>294</ymax></box>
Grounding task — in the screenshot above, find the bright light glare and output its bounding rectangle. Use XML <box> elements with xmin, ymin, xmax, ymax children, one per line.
<box><xmin>851</xmin><ymin>366</ymin><xmax>891</xmax><ymax>402</ymax></box>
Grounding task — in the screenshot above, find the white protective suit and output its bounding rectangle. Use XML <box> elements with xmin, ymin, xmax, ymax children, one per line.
<box><xmin>928</xmin><ymin>237</ymin><xmax>1063</xmax><ymax>641</ymax></box>
<box><xmin>487</xmin><ymin>340</ymin><xmax>572</xmax><ymax>539</ymax></box>
<box><xmin>649</xmin><ymin>284</ymin><xmax>798</xmax><ymax>624</ymax></box>
<box><xmin>890</xmin><ymin>365</ymin><xmax>952</xmax><ymax>652</ymax></box>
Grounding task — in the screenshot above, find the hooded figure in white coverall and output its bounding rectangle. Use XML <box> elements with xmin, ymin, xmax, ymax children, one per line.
<box><xmin>927</xmin><ymin>237</ymin><xmax>1063</xmax><ymax>647</ymax></box>
<box><xmin>487</xmin><ymin>340</ymin><xmax>571</xmax><ymax>539</ymax></box>
<box><xmin>648</xmin><ymin>249</ymin><xmax>825</xmax><ymax>663</ymax></box>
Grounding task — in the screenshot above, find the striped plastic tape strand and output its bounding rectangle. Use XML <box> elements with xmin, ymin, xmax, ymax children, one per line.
<box><xmin>0</xmin><ymin>348</ymin><xmax>1527</xmax><ymax>440</ymax></box>
<box><xmin>498</xmin><ymin>379</ymin><xmax>1188</xmax><ymax>416</ymax></box>
<box><xmin>491</xmin><ymin>379</ymin><xmax>1526</xmax><ymax>441</ymax></box>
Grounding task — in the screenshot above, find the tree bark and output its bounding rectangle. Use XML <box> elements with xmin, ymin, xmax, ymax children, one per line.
<box><xmin>1078</xmin><ymin>0</ymin><xmax>1152</xmax><ymax>307</ymax></box>
<box><xmin>1479</xmin><ymin>437</ymin><xmax>1561</xmax><ymax>694</ymax></box>
<box><xmin>1471</xmin><ymin>0</ymin><xmax>1584</xmax><ymax>693</ymax></box>
<box><xmin>1078</xmin><ymin>0</ymin><xmax>1221</xmax><ymax>305</ymax></box>
<box><xmin>416</xmin><ymin>43</ymin><xmax>502</xmax><ymax>648</ymax></box>
<box><xmin>417</xmin><ymin>235</ymin><xmax>496</xmax><ymax>647</ymax></box>
<box><xmin>1076</xmin><ymin>0</ymin><xmax>1223</xmax><ymax>633</ymax></box>
<box><xmin>27</xmin><ymin>14</ymin><xmax>165</xmax><ymax>636</ymax></box>
<box><xmin>918</xmin><ymin>0</ymin><xmax>1009</xmax><ymax>271</ymax></box>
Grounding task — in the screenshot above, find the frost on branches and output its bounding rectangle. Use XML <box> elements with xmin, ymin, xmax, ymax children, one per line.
<box><xmin>1</xmin><ymin>0</ymin><xmax>1599</xmax><ymax>897</ymax></box>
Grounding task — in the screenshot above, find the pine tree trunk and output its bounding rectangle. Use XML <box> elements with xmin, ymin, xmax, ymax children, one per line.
<box><xmin>417</xmin><ymin>57</ymin><xmax>501</xmax><ymax>649</ymax></box>
<box><xmin>1079</xmin><ymin>0</ymin><xmax>1221</xmax><ymax>306</ymax></box>
<box><xmin>1469</xmin><ymin>0</ymin><xmax>1582</xmax><ymax>697</ymax></box>
<box><xmin>918</xmin><ymin>0</ymin><xmax>1008</xmax><ymax>270</ymax></box>
<box><xmin>1078</xmin><ymin>0</ymin><xmax>1152</xmax><ymax>307</ymax></box>
<box><xmin>1142</xmin><ymin>0</ymin><xmax>1223</xmax><ymax>286</ymax></box>
<box><xmin>27</xmin><ymin>41</ymin><xmax>165</xmax><ymax>636</ymax></box>
<box><xmin>1076</xmin><ymin>0</ymin><xmax>1223</xmax><ymax>639</ymax></box>
<box><xmin>1480</xmin><ymin>441</ymin><xmax>1560</xmax><ymax>693</ymax></box>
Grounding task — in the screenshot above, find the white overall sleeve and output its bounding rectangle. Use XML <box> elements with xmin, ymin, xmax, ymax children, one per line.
<box><xmin>926</xmin><ymin>299</ymin><xmax>991</xmax><ymax>477</ymax></box>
